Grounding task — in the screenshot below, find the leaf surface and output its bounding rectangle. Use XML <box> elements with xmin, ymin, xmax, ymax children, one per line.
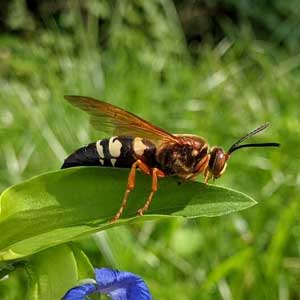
<box><xmin>0</xmin><ymin>167</ymin><xmax>256</xmax><ymax>261</ymax></box>
<box><xmin>26</xmin><ymin>243</ymin><xmax>94</xmax><ymax>300</ymax></box>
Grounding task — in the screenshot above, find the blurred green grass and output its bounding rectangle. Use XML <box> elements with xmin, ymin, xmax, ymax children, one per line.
<box><xmin>0</xmin><ymin>1</ymin><xmax>300</xmax><ymax>299</ymax></box>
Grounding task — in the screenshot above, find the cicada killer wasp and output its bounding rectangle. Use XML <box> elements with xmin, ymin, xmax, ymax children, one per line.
<box><xmin>62</xmin><ymin>96</ymin><xmax>280</xmax><ymax>222</ymax></box>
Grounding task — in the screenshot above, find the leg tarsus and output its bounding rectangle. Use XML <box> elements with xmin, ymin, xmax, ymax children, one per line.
<box><xmin>110</xmin><ymin>189</ymin><xmax>131</xmax><ymax>223</ymax></box>
<box><xmin>137</xmin><ymin>168</ymin><xmax>164</xmax><ymax>216</ymax></box>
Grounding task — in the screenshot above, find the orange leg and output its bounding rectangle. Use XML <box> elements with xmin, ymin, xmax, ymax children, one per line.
<box><xmin>110</xmin><ymin>160</ymin><xmax>151</xmax><ymax>223</ymax></box>
<box><xmin>137</xmin><ymin>168</ymin><xmax>165</xmax><ymax>216</ymax></box>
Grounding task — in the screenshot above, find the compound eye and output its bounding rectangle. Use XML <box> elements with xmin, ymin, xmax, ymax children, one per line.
<box><xmin>215</xmin><ymin>153</ymin><xmax>227</xmax><ymax>176</ymax></box>
<box><xmin>209</xmin><ymin>148</ymin><xmax>228</xmax><ymax>178</ymax></box>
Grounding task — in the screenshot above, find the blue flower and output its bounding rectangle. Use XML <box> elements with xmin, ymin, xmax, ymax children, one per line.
<box><xmin>62</xmin><ymin>268</ymin><xmax>152</xmax><ymax>300</ymax></box>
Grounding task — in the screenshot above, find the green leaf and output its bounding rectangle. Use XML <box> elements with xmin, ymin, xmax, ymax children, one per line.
<box><xmin>26</xmin><ymin>243</ymin><xmax>94</xmax><ymax>300</ymax></box>
<box><xmin>0</xmin><ymin>167</ymin><xmax>256</xmax><ymax>261</ymax></box>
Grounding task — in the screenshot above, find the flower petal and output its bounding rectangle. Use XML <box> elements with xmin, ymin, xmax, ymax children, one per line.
<box><xmin>95</xmin><ymin>268</ymin><xmax>152</xmax><ymax>300</ymax></box>
<box><xmin>62</xmin><ymin>283</ymin><xmax>97</xmax><ymax>300</ymax></box>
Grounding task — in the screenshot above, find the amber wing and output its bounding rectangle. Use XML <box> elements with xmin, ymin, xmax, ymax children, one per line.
<box><xmin>65</xmin><ymin>95</ymin><xmax>179</xmax><ymax>144</ymax></box>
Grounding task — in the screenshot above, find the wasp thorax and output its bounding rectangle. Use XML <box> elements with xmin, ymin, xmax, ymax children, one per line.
<box><xmin>208</xmin><ymin>147</ymin><xmax>229</xmax><ymax>179</ymax></box>
<box><xmin>157</xmin><ymin>135</ymin><xmax>209</xmax><ymax>177</ymax></box>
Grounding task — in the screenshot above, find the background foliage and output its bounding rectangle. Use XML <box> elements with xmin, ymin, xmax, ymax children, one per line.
<box><xmin>0</xmin><ymin>0</ymin><xmax>299</xmax><ymax>299</ymax></box>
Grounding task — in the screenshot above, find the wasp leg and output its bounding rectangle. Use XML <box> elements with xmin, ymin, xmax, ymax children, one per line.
<box><xmin>204</xmin><ymin>169</ymin><xmax>212</xmax><ymax>184</ymax></box>
<box><xmin>137</xmin><ymin>168</ymin><xmax>165</xmax><ymax>216</ymax></box>
<box><xmin>110</xmin><ymin>160</ymin><xmax>151</xmax><ymax>223</ymax></box>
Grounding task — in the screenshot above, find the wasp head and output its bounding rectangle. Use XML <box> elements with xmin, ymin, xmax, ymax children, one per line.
<box><xmin>205</xmin><ymin>147</ymin><xmax>229</xmax><ymax>181</ymax></box>
<box><xmin>204</xmin><ymin>123</ymin><xmax>280</xmax><ymax>183</ymax></box>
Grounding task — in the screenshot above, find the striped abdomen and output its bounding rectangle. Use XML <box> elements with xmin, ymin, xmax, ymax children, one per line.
<box><xmin>61</xmin><ymin>136</ymin><xmax>157</xmax><ymax>169</ymax></box>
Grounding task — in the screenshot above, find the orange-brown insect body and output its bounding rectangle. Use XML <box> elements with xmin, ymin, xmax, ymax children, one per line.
<box><xmin>156</xmin><ymin>135</ymin><xmax>209</xmax><ymax>179</ymax></box>
<box><xmin>63</xmin><ymin>96</ymin><xmax>280</xmax><ymax>222</ymax></box>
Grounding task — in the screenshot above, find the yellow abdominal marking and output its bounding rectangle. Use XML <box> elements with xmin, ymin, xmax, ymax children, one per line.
<box><xmin>133</xmin><ymin>137</ymin><xmax>147</xmax><ymax>156</ymax></box>
<box><xmin>109</xmin><ymin>137</ymin><xmax>122</xmax><ymax>157</ymax></box>
<box><xmin>96</xmin><ymin>140</ymin><xmax>104</xmax><ymax>158</ymax></box>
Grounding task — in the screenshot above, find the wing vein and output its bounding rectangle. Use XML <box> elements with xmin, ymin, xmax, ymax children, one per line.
<box><xmin>64</xmin><ymin>95</ymin><xmax>179</xmax><ymax>145</ymax></box>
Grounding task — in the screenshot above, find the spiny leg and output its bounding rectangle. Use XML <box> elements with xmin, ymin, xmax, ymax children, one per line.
<box><xmin>110</xmin><ymin>160</ymin><xmax>151</xmax><ymax>223</ymax></box>
<box><xmin>137</xmin><ymin>168</ymin><xmax>165</xmax><ymax>216</ymax></box>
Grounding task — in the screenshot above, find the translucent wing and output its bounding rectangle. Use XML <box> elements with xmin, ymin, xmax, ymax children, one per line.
<box><xmin>65</xmin><ymin>95</ymin><xmax>179</xmax><ymax>144</ymax></box>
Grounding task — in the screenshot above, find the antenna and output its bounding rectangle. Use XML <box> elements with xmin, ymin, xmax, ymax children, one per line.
<box><xmin>227</xmin><ymin>123</ymin><xmax>280</xmax><ymax>154</ymax></box>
